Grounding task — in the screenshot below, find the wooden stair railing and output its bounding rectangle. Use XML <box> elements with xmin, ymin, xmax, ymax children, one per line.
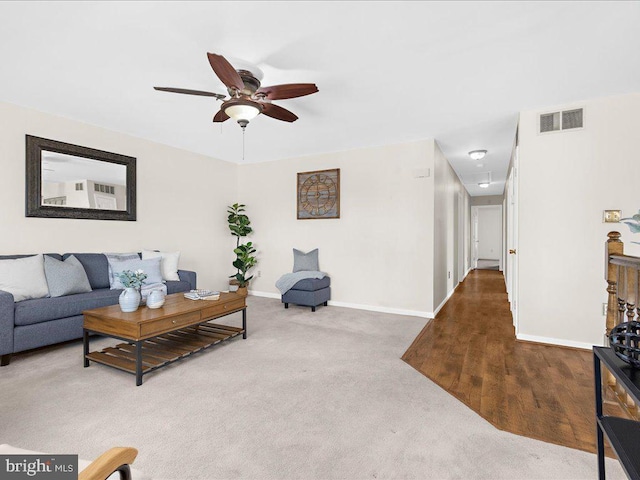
<box><xmin>605</xmin><ymin>231</ymin><xmax>640</xmax><ymax>419</ymax></box>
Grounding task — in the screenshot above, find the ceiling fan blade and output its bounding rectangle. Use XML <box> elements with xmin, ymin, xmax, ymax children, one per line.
<box><xmin>256</xmin><ymin>83</ymin><xmax>318</xmax><ymax>100</ymax></box>
<box><xmin>213</xmin><ymin>109</ymin><xmax>230</xmax><ymax>123</ymax></box>
<box><xmin>261</xmin><ymin>103</ymin><xmax>298</xmax><ymax>122</ymax></box>
<box><xmin>207</xmin><ymin>53</ymin><xmax>244</xmax><ymax>91</ymax></box>
<box><xmin>154</xmin><ymin>87</ymin><xmax>226</xmax><ymax>100</ymax></box>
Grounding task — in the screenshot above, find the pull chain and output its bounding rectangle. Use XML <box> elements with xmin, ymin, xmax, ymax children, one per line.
<box><xmin>242</xmin><ymin>127</ymin><xmax>245</xmax><ymax>161</ymax></box>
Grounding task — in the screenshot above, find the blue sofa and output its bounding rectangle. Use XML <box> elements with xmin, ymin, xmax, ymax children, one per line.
<box><xmin>0</xmin><ymin>253</ymin><xmax>196</xmax><ymax>366</ymax></box>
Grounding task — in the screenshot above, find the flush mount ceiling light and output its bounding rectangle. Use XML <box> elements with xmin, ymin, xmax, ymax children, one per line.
<box><xmin>478</xmin><ymin>182</ymin><xmax>490</xmax><ymax>188</ymax></box>
<box><xmin>468</xmin><ymin>150</ymin><xmax>487</xmax><ymax>160</ymax></box>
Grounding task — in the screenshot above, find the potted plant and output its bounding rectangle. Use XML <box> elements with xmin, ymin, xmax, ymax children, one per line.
<box><xmin>227</xmin><ymin>203</ymin><xmax>257</xmax><ymax>295</ymax></box>
<box><xmin>231</xmin><ymin>242</ymin><xmax>257</xmax><ymax>296</ymax></box>
<box><xmin>117</xmin><ymin>269</ymin><xmax>148</xmax><ymax>312</ymax></box>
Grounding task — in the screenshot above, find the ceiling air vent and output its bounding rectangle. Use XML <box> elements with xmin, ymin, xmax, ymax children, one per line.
<box><xmin>539</xmin><ymin>108</ymin><xmax>584</xmax><ymax>134</ymax></box>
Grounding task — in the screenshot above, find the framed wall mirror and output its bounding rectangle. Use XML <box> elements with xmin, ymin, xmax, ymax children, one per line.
<box><xmin>25</xmin><ymin>135</ymin><xmax>136</xmax><ymax>221</ymax></box>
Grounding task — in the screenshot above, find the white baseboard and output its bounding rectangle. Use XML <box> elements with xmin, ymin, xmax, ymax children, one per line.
<box><xmin>248</xmin><ymin>290</ymin><xmax>280</xmax><ymax>299</ymax></box>
<box><xmin>248</xmin><ymin>290</ymin><xmax>431</xmax><ymax>319</ymax></box>
<box><xmin>432</xmin><ymin>284</ymin><xmax>458</xmax><ymax>317</ymax></box>
<box><xmin>515</xmin><ymin>333</ymin><xmax>594</xmax><ymax>350</ymax></box>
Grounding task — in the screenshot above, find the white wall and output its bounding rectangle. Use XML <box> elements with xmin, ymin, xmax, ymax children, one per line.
<box><xmin>433</xmin><ymin>141</ymin><xmax>470</xmax><ymax>312</ymax></box>
<box><xmin>238</xmin><ymin>140</ymin><xmax>436</xmax><ymax>316</ymax></box>
<box><xmin>0</xmin><ymin>101</ymin><xmax>238</xmax><ymax>291</ymax></box>
<box><xmin>518</xmin><ymin>92</ymin><xmax>640</xmax><ymax>348</ymax></box>
<box><xmin>477</xmin><ymin>206</ymin><xmax>502</xmax><ymax>260</ymax></box>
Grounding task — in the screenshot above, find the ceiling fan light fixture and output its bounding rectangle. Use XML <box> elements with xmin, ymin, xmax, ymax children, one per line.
<box><xmin>223</xmin><ymin>98</ymin><xmax>261</xmax><ymax>130</ymax></box>
<box><xmin>224</xmin><ymin>103</ymin><xmax>261</xmax><ymax>122</ymax></box>
<box><xmin>469</xmin><ymin>149</ymin><xmax>487</xmax><ymax>161</ymax></box>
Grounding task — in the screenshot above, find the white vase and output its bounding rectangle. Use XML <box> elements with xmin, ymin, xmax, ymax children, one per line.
<box><xmin>147</xmin><ymin>290</ymin><xmax>165</xmax><ymax>309</ymax></box>
<box><xmin>119</xmin><ymin>287</ymin><xmax>141</xmax><ymax>312</ymax></box>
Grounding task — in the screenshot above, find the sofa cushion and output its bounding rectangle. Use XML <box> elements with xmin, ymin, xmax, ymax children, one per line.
<box><xmin>142</xmin><ymin>250</ymin><xmax>181</xmax><ymax>281</ymax></box>
<box><xmin>110</xmin><ymin>257</ymin><xmax>163</xmax><ymax>289</ymax></box>
<box><xmin>0</xmin><ymin>254</ymin><xmax>50</xmax><ymax>302</ymax></box>
<box><xmin>63</xmin><ymin>253</ymin><xmax>110</xmax><ymax>290</ymax></box>
<box><xmin>44</xmin><ymin>255</ymin><xmax>92</xmax><ymax>297</ymax></box>
<box><xmin>105</xmin><ymin>252</ymin><xmax>140</xmax><ymax>287</ymax></box>
<box><xmin>0</xmin><ymin>253</ymin><xmax>62</xmax><ymax>261</ymax></box>
<box><xmin>165</xmin><ymin>280</ymin><xmax>191</xmax><ymax>295</ymax></box>
<box><xmin>14</xmin><ymin>289</ymin><xmax>121</xmax><ymax>326</ymax></box>
<box><xmin>291</xmin><ymin>276</ymin><xmax>331</xmax><ymax>291</ymax></box>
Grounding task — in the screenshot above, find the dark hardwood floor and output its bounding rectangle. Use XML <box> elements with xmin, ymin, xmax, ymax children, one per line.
<box><xmin>402</xmin><ymin>269</ymin><xmax>622</xmax><ymax>454</ymax></box>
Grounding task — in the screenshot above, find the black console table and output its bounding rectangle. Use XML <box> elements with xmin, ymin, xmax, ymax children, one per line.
<box><xmin>593</xmin><ymin>346</ymin><xmax>640</xmax><ymax>480</ymax></box>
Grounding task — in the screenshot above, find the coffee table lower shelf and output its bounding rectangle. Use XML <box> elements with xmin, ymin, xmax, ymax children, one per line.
<box><xmin>85</xmin><ymin>322</ymin><xmax>244</xmax><ymax>384</ymax></box>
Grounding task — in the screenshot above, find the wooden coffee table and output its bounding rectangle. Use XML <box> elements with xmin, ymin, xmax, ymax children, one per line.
<box><xmin>83</xmin><ymin>292</ymin><xmax>247</xmax><ymax>385</ymax></box>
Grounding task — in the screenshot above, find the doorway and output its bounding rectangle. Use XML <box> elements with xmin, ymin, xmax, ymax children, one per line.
<box><xmin>471</xmin><ymin>205</ymin><xmax>503</xmax><ymax>271</ymax></box>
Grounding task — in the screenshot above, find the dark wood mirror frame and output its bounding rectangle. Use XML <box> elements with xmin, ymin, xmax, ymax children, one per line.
<box><xmin>25</xmin><ymin>135</ymin><xmax>137</xmax><ymax>221</ymax></box>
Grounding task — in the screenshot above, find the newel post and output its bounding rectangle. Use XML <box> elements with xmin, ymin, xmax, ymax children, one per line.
<box><xmin>606</xmin><ymin>231</ymin><xmax>623</xmax><ymax>336</ymax></box>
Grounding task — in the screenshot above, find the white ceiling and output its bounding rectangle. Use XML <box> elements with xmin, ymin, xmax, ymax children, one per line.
<box><xmin>1</xmin><ymin>1</ymin><xmax>639</xmax><ymax>197</ymax></box>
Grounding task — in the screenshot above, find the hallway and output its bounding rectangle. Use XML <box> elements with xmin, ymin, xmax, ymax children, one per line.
<box><xmin>403</xmin><ymin>269</ymin><xmax>619</xmax><ymax>453</ymax></box>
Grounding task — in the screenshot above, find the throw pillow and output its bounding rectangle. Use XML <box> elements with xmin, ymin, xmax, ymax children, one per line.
<box><xmin>0</xmin><ymin>254</ymin><xmax>49</xmax><ymax>302</ymax></box>
<box><xmin>44</xmin><ymin>255</ymin><xmax>92</xmax><ymax>297</ymax></box>
<box><xmin>293</xmin><ymin>248</ymin><xmax>320</xmax><ymax>272</ymax></box>
<box><xmin>109</xmin><ymin>257</ymin><xmax>163</xmax><ymax>290</ymax></box>
<box><xmin>105</xmin><ymin>252</ymin><xmax>140</xmax><ymax>288</ymax></box>
<box><xmin>141</xmin><ymin>250</ymin><xmax>180</xmax><ymax>281</ymax></box>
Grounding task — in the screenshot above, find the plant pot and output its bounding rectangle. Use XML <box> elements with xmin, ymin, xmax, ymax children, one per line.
<box><xmin>237</xmin><ymin>286</ymin><xmax>248</xmax><ymax>297</ymax></box>
<box><xmin>229</xmin><ymin>284</ymin><xmax>239</xmax><ymax>292</ymax></box>
<box><xmin>119</xmin><ymin>287</ymin><xmax>141</xmax><ymax>312</ymax></box>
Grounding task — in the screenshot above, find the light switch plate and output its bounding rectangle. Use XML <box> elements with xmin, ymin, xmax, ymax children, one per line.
<box><xmin>603</xmin><ymin>210</ymin><xmax>621</xmax><ymax>223</ymax></box>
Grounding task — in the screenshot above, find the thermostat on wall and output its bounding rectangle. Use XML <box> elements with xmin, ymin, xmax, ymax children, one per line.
<box><xmin>603</xmin><ymin>210</ymin><xmax>621</xmax><ymax>223</ymax></box>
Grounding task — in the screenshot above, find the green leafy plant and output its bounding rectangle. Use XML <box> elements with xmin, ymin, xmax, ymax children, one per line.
<box><xmin>227</xmin><ymin>203</ymin><xmax>257</xmax><ymax>287</ymax></box>
<box><xmin>227</xmin><ymin>203</ymin><xmax>253</xmax><ymax>248</ymax></box>
<box><xmin>231</xmin><ymin>242</ymin><xmax>257</xmax><ymax>287</ymax></box>
<box><xmin>118</xmin><ymin>269</ymin><xmax>147</xmax><ymax>289</ymax></box>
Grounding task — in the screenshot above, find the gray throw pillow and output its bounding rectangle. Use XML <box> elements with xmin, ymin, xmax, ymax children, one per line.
<box><xmin>105</xmin><ymin>252</ymin><xmax>140</xmax><ymax>287</ymax></box>
<box><xmin>44</xmin><ymin>255</ymin><xmax>92</xmax><ymax>297</ymax></box>
<box><xmin>109</xmin><ymin>257</ymin><xmax>163</xmax><ymax>289</ymax></box>
<box><xmin>293</xmin><ymin>248</ymin><xmax>319</xmax><ymax>272</ymax></box>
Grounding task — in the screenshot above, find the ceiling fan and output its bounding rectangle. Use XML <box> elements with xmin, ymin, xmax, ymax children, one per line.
<box><xmin>154</xmin><ymin>52</ymin><xmax>319</xmax><ymax>130</ymax></box>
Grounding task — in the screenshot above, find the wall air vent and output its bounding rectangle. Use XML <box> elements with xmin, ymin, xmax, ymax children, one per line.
<box><xmin>562</xmin><ymin>108</ymin><xmax>583</xmax><ymax>129</ymax></box>
<box><xmin>540</xmin><ymin>112</ymin><xmax>560</xmax><ymax>133</ymax></box>
<box><xmin>539</xmin><ymin>108</ymin><xmax>584</xmax><ymax>134</ymax></box>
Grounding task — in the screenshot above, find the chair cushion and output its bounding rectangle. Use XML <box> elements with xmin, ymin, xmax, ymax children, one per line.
<box><xmin>63</xmin><ymin>253</ymin><xmax>110</xmax><ymax>290</ymax></box>
<box><xmin>293</xmin><ymin>248</ymin><xmax>319</xmax><ymax>272</ymax></box>
<box><xmin>15</xmin><ymin>289</ymin><xmax>121</xmax><ymax>326</ymax></box>
<box><xmin>291</xmin><ymin>276</ymin><xmax>331</xmax><ymax>291</ymax></box>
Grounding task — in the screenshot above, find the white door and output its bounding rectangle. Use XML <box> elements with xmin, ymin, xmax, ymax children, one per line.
<box><xmin>457</xmin><ymin>192</ymin><xmax>465</xmax><ymax>281</ymax></box>
<box><xmin>506</xmin><ymin>147</ymin><xmax>519</xmax><ymax>330</ymax></box>
<box><xmin>471</xmin><ymin>207</ymin><xmax>479</xmax><ymax>269</ymax></box>
<box><xmin>477</xmin><ymin>205</ymin><xmax>502</xmax><ymax>265</ymax></box>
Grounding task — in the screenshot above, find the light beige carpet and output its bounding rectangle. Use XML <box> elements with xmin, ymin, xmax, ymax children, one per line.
<box><xmin>0</xmin><ymin>297</ymin><xmax>624</xmax><ymax>479</ymax></box>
